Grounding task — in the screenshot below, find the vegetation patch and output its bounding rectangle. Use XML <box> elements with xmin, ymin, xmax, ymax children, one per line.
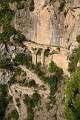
<box><xmin>24</xmin><ymin>92</ymin><xmax>41</xmax><ymax>120</ymax></box>
<box><xmin>0</xmin><ymin>84</ymin><xmax>9</xmax><ymax>120</ymax></box>
<box><xmin>13</xmin><ymin>31</ymin><xmax>27</xmax><ymax>44</ymax></box>
<box><xmin>76</xmin><ymin>34</ymin><xmax>80</xmax><ymax>44</ymax></box>
<box><xmin>68</xmin><ymin>47</ymin><xmax>80</xmax><ymax>73</ymax></box>
<box><xmin>14</xmin><ymin>53</ymin><xmax>32</xmax><ymax>67</ymax></box>
<box><xmin>58</xmin><ymin>0</ymin><xmax>65</xmax><ymax>12</ymax></box>
<box><xmin>0</xmin><ymin>58</ymin><xmax>13</xmax><ymax>70</ymax></box>
<box><xmin>65</xmin><ymin>69</ymin><xmax>80</xmax><ymax>120</ymax></box>
<box><xmin>8</xmin><ymin>109</ymin><xmax>19</xmax><ymax>120</ymax></box>
<box><xmin>31</xmin><ymin>62</ymin><xmax>63</xmax><ymax>97</ymax></box>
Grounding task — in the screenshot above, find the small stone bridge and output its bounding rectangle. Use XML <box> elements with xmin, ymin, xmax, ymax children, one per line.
<box><xmin>23</xmin><ymin>41</ymin><xmax>68</xmax><ymax>72</ymax></box>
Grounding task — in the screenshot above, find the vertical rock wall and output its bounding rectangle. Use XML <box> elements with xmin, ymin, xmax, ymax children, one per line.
<box><xmin>12</xmin><ymin>0</ymin><xmax>80</xmax><ymax>49</ymax></box>
<box><xmin>32</xmin><ymin>4</ymin><xmax>54</xmax><ymax>45</ymax></box>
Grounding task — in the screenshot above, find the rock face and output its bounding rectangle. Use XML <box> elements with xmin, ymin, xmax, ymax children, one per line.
<box><xmin>13</xmin><ymin>0</ymin><xmax>80</xmax><ymax>48</ymax></box>
<box><xmin>12</xmin><ymin>0</ymin><xmax>80</xmax><ymax>72</ymax></box>
<box><xmin>32</xmin><ymin>4</ymin><xmax>54</xmax><ymax>45</ymax></box>
<box><xmin>0</xmin><ymin>69</ymin><xmax>12</xmax><ymax>84</ymax></box>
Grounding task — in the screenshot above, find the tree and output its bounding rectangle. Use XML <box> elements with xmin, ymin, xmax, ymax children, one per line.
<box><xmin>48</xmin><ymin>61</ymin><xmax>58</xmax><ymax>73</ymax></box>
<box><xmin>14</xmin><ymin>53</ymin><xmax>32</xmax><ymax>67</ymax></box>
<box><xmin>65</xmin><ymin>69</ymin><xmax>80</xmax><ymax>120</ymax></box>
<box><xmin>68</xmin><ymin>47</ymin><xmax>80</xmax><ymax>73</ymax></box>
<box><xmin>32</xmin><ymin>92</ymin><xmax>41</xmax><ymax>106</ymax></box>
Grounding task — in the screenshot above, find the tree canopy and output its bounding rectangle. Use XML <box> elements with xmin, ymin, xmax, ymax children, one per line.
<box><xmin>65</xmin><ymin>69</ymin><xmax>80</xmax><ymax>120</ymax></box>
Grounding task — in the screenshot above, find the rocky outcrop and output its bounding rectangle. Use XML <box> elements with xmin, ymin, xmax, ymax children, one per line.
<box><xmin>0</xmin><ymin>69</ymin><xmax>12</xmax><ymax>84</ymax></box>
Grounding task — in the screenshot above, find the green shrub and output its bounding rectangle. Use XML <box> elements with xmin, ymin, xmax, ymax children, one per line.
<box><xmin>32</xmin><ymin>62</ymin><xmax>63</xmax><ymax>96</ymax></box>
<box><xmin>32</xmin><ymin>92</ymin><xmax>41</xmax><ymax>106</ymax></box>
<box><xmin>8</xmin><ymin>74</ymin><xmax>17</xmax><ymax>86</ymax></box>
<box><xmin>13</xmin><ymin>32</ymin><xmax>27</xmax><ymax>44</ymax></box>
<box><xmin>58</xmin><ymin>0</ymin><xmax>65</xmax><ymax>12</ymax></box>
<box><xmin>28</xmin><ymin>80</ymin><xmax>37</xmax><ymax>87</ymax></box>
<box><xmin>48</xmin><ymin>61</ymin><xmax>58</xmax><ymax>73</ymax></box>
<box><xmin>68</xmin><ymin>47</ymin><xmax>80</xmax><ymax>73</ymax></box>
<box><xmin>14</xmin><ymin>67</ymin><xmax>22</xmax><ymax>75</ymax></box>
<box><xmin>76</xmin><ymin>35</ymin><xmax>80</xmax><ymax>43</ymax></box>
<box><xmin>65</xmin><ymin>69</ymin><xmax>80</xmax><ymax>120</ymax></box>
<box><xmin>0</xmin><ymin>25</ymin><xmax>16</xmax><ymax>43</ymax></box>
<box><xmin>0</xmin><ymin>84</ymin><xmax>9</xmax><ymax>120</ymax></box>
<box><xmin>24</xmin><ymin>93</ymin><xmax>41</xmax><ymax>120</ymax></box>
<box><xmin>8</xmin><ymin>110</ymin><xmax>19</xmax><ymax>120</ymax></box>
<box><xmin>0</xmin><ymin>59</ymin><xmax>13</xmax><ymax>70</ymax></box>
<box><xmin>0</xmin><ymin>3</ymin><xmax>15</xmax><ymax>25</ymax></box>
<box><xmin>14</xmin><ymin>53</ymin><xmax>32</xmax><ymax>67</ymax></box>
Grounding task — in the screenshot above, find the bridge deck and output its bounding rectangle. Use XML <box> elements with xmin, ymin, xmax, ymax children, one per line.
<box><xmin>24</xmin><ymin>41</ymin><xmax>68</xmax><ymax>50</ymax></box>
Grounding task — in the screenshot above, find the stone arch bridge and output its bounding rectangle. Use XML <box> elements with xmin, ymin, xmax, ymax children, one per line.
<box><xmin>24</xmin><ymin>41</ymin><xmax>69</xmax><ymax>73</ymax></box>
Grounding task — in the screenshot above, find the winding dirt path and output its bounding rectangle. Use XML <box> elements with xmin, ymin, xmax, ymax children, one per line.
<box><xmin>20</xmin><ymin>65</ymin><xmax>50</xmax><ymax>98</ymax></box>
<box><xmin>8</xmin><ymin>65</ymin><xmax>50</xmax><ymax>120</ymax></box>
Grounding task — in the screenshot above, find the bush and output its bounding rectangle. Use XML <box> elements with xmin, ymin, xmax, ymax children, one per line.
<box><xmin>0</xmin><ymin>84</ymin><xmax>9</xmax><ymax>120</ymax></box>
<box><xmin>65</xmin><ymin>69</ymin><xmax>80</xmax><ymax>120</ymax></box>
<box><xmin>58</xmin><ymin>0</ymin><xmax>65</xmax><ymax>12</ymax></box>
<box><xmin>48</xmin><ymin>61</ymin><xmax>59</xmax><ymax>73</ymax></box>
<box><xmin>0</xmin><ymin>25</ymin><xmax>16</xmax><ymax>42</ymax></box>
<box><xmin>0</xmin><ymin>59</ymin><xmax>13</xmax><ymax>70</ymax></box>
<box><xmin>14</xmin><ymin>53</ymin><xmax>32</xmax><ymax>67</ymax></box>
<box><xmin>8</xmin><ymin>110</ymin><xmax>19</xmax><ymax>120</ymax></box>
<box><xmin>32</xmin><ymin>92</ymin><xmax>41</xmax><ymax>106</ymax></box>
<box><xmin>0</xmin><ymin>3</ymin><xmax>15</xmax><ymax>25</ymax></box>
<box><xmin>13</xmin><ymin>32</ymin><xmax>27</xmax><ymax>44</ymax></box>
<box><xmin>24</xmin><ymin>93</ymin><xmax>41</xmax><ymax>120</ymax></box>
<box><xmin>68</xmin><ymin>47</ymin><xmax>80</xmax><ymax>73</ymax></box>
<box><xmin>28</xmin><ymin>80</ymin><xmax>37</xmax><ymax>87</ymax></box>
<box><xmin>32</xmin><ymin>62</ymin><xmax>63</xmax><ymax>96</ymax></box>
<box><xmin>76</xmin><ymin>35</ymin><xmax>80</xmax><ymax>43</ymax></box>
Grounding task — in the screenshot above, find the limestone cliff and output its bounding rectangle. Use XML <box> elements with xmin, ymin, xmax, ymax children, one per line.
<box><xmin>12</xmin><ymin>0</ymin><xmax>80</xmax><ymax>49</ymax></box>
<box><xmin>1</xmin><ymin>1</ymin><xmax>80</xmax><ymax>120</ymax></box>
<box><xmin>11</xmin><ymin>0</ymin><xmax>80</xmax><ymax>72</ymax></box>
